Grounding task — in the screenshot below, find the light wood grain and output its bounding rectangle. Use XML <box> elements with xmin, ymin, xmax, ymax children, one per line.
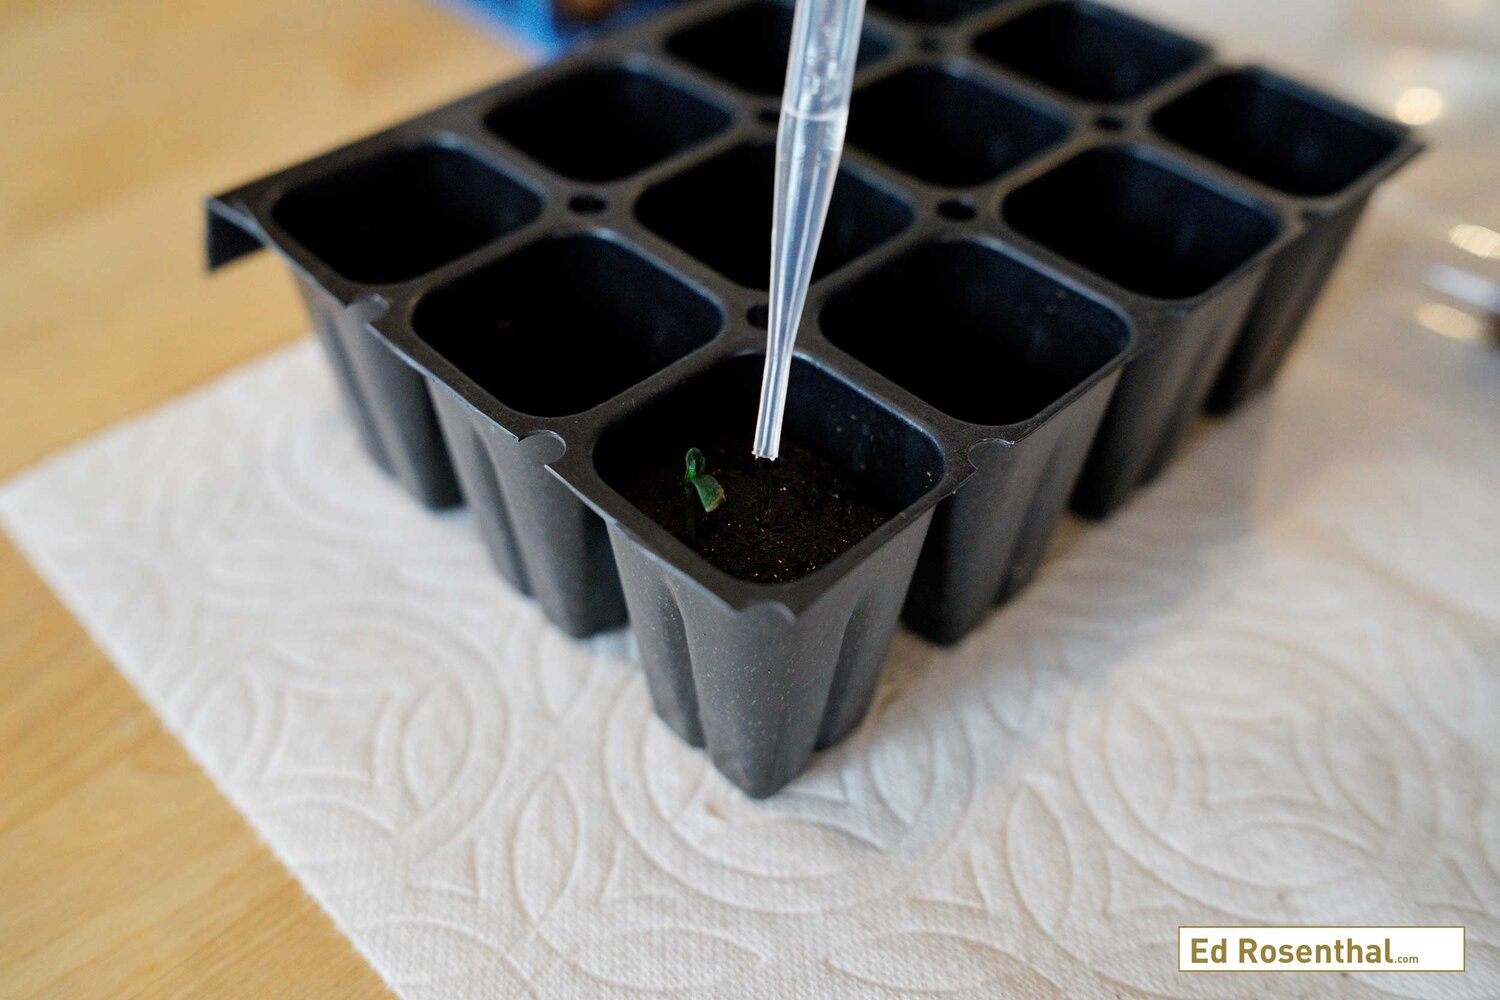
<box><xmin>0</xmin><ymin>0</ymin><xmax>526</xmax><ymax>995</ymax></box>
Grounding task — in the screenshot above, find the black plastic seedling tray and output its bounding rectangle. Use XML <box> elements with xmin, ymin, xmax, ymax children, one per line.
<box><xmin>206</xmin><ymin>0</ymin><xmax>1418</xmax><ymax>796</ymax></box>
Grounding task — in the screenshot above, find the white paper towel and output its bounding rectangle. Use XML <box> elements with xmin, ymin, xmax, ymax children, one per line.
<box><xmin>4</xmin><ymin>210</ymin><xmax>1500</xmax><ymax>998</ymax></box>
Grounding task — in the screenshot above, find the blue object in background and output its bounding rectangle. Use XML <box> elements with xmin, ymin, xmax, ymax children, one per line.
<box><xmin>438</xmin><ymin>0</ymin><xmax>678</xmax><ymax>57</ymax></box>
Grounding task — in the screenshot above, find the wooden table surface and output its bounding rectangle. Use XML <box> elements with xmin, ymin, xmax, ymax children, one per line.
<box><xmin>0</xmin><ymin>0</ymin><xmax>526</xmax><ymax>994</ymax></box>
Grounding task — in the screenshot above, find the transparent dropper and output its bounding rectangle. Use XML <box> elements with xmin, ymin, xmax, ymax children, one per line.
<box><xmin>751</xmin><ymin>0</ymin><xmax>867</xmax><ymax>460</ymax></box>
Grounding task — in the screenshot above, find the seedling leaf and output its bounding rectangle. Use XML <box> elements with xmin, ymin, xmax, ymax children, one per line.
<box><xmin>691</xmin><ymin>474</ymin><xmax>725</xmax><ymax>512</ymax></box>
<box><xmin>684</xmin><ymin>447</ymin><xmax>726</xmax><ymax>512</ymax></box>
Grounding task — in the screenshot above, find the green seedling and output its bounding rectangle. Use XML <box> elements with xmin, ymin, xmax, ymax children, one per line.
<box><xmin>684</xmin><ymin>447</ymin><xmax>726</xmax><ymax>512</ymax></box>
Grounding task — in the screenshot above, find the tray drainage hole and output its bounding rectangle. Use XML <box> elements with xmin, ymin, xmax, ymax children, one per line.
<box><xmin>1301</xmin><ymin>206</ymin><xmax>1330</xmax><ymax>224</ymax></box>
<box><xmin>569</xmin><ymin>193</ymin><xmax>608</xmax><ymax>215</ymax></box>
<box><xmin>757</xmin><ymin>107</ymin><xmax>780</xmax><ymax>126</ymax></box>
<box><xmin>918</xmin><ymin>33</ymin><xmax>944</xmax><ymax>52</ymax></box>
<box><xmin>747</xmin><ymin>303</ymin><xmax>769</xmax><ymax>328</ymax></box>
<box><xmin>938</xmin><ymin>197</ymin><xmax>976</xmax><ymax>221</ymax></box>
<box><xmin>1095</xmin><ymin>113</ymin><xmax>1126</xmax><ymax>132</ymax></box>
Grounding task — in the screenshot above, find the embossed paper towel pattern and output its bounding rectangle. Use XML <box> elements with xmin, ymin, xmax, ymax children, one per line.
<box><xmin>4</xmin><ymin>245</ymin><xmax>1500</xmax><ymax>996</ymax></box>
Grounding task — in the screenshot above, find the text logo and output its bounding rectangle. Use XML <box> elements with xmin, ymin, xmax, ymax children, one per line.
<box><xmin>1179</xmin><ymin>927</ymin><xmax>1464</xmax><ymax>972</ymax></box>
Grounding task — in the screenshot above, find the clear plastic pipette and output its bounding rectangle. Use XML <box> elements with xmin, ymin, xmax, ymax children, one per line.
<box><xmin>751</xmin><ymin>0</ymin><xmax>866</xmax><ymax>460</ymax></box>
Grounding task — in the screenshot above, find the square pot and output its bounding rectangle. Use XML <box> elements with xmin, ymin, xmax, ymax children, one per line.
<box><xmin>591</xmin><ymin>354</ymin><xmax>947</xmax><ymax>796</ymax></box>
<box><xmin>820</xmin><ymin>237</ymin><xmax>1132</xmax><ymax>642</ymax></box>
<box><xmin>1150</xmin><ymin>68</ymin><xmax>1420</xmax><ymax>412</ymax></box>
<box><xmin>974</xmin><ymin>0</ymin><xmax>1205</xmax><ymax>104</ymax></box>
<box><xmin>412</xmin><ymin>232</ymin><xmax>723</xmax><ymax>637</ymax></box>
<box><xmin>209</xmin><ymin>139</ymin><xmax>546</xmax><ymax>508</ymax></box>
<box><xmin>1003</xmin><ymin>144</ymin><xmax>1281</xmax><ymax>517</ymax></box>
<box><xmin>484</xmin><ymin>63</ymin><xmax>732</xmax><ymax>183</ymax></box>
<box><xmin>665</xmin><ymin>0</ymin><xmax>892</xmax><ymax>98</ymax></box>
<box><xmin>636</xmin><ymin>141</ymin><xmax>913</xmax><ymax>289</ymax></box>
<box><xmin>848</xmin><ymin>64</ymin><xmax>1069</xmax><ymax>187</ymax></box>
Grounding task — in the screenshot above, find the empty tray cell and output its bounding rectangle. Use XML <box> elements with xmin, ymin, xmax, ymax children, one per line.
<box><xmin>1151</xmin><ymin>70</ymin><xmax>1402</xmax><ymax>197</ymax></box>
<box><xmin>667</xmin><ymin>0</ymin><xmax>891</xmax><ymax>96</ymax></box>
<box><xmin>1004</xmin><ymin>146</ymin><xmax>1278</xmax><ymax>298</ymax></box>
<box><xmin>597</xmin><ymin>354</ymin><xmax>943</xmax><ymax>582</ymax></box>
<box><xmin>271</xmin><ymin>144</ymin><xmax>542</xmax><ymax>284</ymax></box>
<box><xmin>848</xmin><ymin>66</ymin><xmax>1067</xmax><ymax>186</ymax></box>
<box><xmin>486</xmin><ymin>65</ymin><xmax>731</xmax><ymax>182</ymax></box>
<box><xmin>637</xmin><ymin>142</ymin><xmax>911</xmax><ymax>288</ymax></box>
<box><xmin>974</xmin><ymin>1</ymin><xmax>1202</xmax><ymax>102</ymax></box>
<box><xmin>869</xmin><ymin>0</ymin><xmax>1011</xmax><ymax>26</ymax></box>
<box><xmin>822</xmin><ymin>239</ymin><xmax>1130</xmax><ymax>424</ymax></box>
<box><xmin>412</xmin><ymin>234</ymin><xmax>720</xmax><ymax>416</ymax></box>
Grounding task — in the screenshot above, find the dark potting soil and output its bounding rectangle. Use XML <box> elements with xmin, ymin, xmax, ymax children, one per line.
<box><xmin>619</xmin><ymin>432</ymin><xmax>894</xmax><ymax>584</ymax></box>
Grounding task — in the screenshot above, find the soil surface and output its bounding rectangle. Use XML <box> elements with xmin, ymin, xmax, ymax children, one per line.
<box><xmin>620</xmin><ymin>432</ymin><xmax>894</xmax><ymax>583</ymax></box>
